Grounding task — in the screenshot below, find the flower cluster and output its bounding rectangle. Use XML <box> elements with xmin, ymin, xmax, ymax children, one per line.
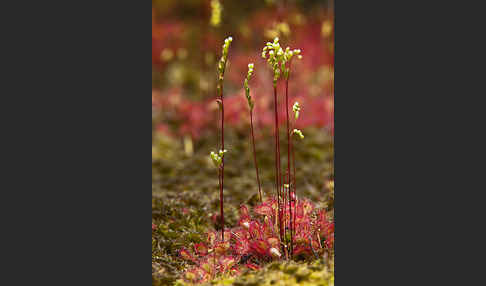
<box><xmin>262</xmin><ymin>37</ymin><xmax>302</xmax><ymax>83</ymax></box>
<box><xmin>292</xmin><ymin>101</ymin><xmax>301</xmax><ymax>119</ymax></box>
<box><xmin>218</xmin><ymin>36</ymin><xmax>233</xmax><ymax>81</ymax></box>
<box><xmin>210</xmin><ymin>0</ymin><xmax>222</xmax><ymax>27</ymax></box>
<box><xmin>210</xmin><ymin>149</ymin><xmax>227</xmax><ymax>169</ymax></box>
<box><xmin>292</xmin><ymin>129</ymin><xmax>304</xmax><ymax>139</ymax></box>
<box><xmin>292</xmin><ymin>101</ymin><xmax>304</xmax><ymax>139</ymax></box>
<box><xmin>243</xmin><ymin>63</ymin><xmax>255</xmax><ymax>110</ymax></box>
<box><xmin>179</xmin><ymin>197</ymin><xmax>334</xmax><ymax>284</ymax></box>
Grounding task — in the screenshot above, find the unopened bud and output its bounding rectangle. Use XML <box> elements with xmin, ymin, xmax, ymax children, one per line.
<box><xmin>269</xmin><ymin>247</ymin><xmax>281</xmax><ymax>258</ymax></box>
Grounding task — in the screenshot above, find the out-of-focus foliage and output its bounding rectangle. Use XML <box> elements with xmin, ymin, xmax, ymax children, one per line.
<box><xmin>152</xmin><ymin>0</ymin><xmax>334</xmax><ymax>142</ymax></box>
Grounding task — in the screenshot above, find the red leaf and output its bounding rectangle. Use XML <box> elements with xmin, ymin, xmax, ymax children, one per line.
<box><xmin>214</xmin><ymin>241</ymin><xmax>231</xmax><ymax>256</ymax></box>
<box><xmin>254</xmin><ymin>198</ymin><xmax>277</xmax><ymax>216</ymax></box>
<box><xmin>230</xmin><ymin>266</ymin><xmax>241</xmax><ymax>276</ymax></box>
<box><xmin>245</xmin><ymin>263</ymin><xmax>260</xmax><ymax>270</ymax></box>
<box><xmin>194</xmin><ymin>242</ymin><xmax>208</xmax><ymax>256</ymax></box>
<box><xmin>250</xmin><ymin>239</ymin><xmax>270</xmax><ymax>256</ymax></box>
<box><xmin>219</xmin><ymin>255</ymin><xmax>236</xmax><ymax>272</ymax></box>
<box><xmin>267</xmin><ymin>237</ymin><xmax>279</xmax><ymax>248</ymax></box>
<box><xmin>233</xmin><ymin>236</ymin><xmax>250</xmax><ymax>255</ymax></box>
<box><xmin>239</xmin><ymin>204</ymin><xmax>250</xmax><ymax>219</ymax></box>
<box><xmin>179</xmin><ymin>248</ymin><xmax>196</xmax><ymax>262</ymax></box>
<box><xmin>232</xmin><ymin>227</ymin><xmax>249</xmax><ymax>240</ymax></box>
<box><xmin>249</xmin><ymin>221</ymin><xmax>262</xmax><ymax>239</ymax></box>
<box><xmin>293</xmin><ymin>245</ymin><xmax>310</xmax><ymax>256</ymax></box>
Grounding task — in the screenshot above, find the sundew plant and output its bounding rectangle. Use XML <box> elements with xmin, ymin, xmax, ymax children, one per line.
<box><xmin>173</xmin><ymin>36</ymin><xmax>334</xmax><ymax>284</ymax></box>
<box><xmin>215</xmin><ymin>36</ymin><xmax>232</xmax><ymax>242</ymax></box>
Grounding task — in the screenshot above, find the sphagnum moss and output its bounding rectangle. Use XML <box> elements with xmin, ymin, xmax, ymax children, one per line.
<box><xmin>174</xmin><ymin>260</ymin><xmax>334</xmax><ymax>286</ymax></box>
<box><xmin>152</xmin><ymin>129</ymin><xmax>333</xmax><ymax>285</ymax></box>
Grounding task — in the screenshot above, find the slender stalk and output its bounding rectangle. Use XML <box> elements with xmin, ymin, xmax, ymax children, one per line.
<box><xmin>291</xmin><ymin>135</ymin><xmax>296</xmax><ymax>243</ymax></box>
<box><xmin>285</xmin><ymin>65</ymin><xmax>293</xmax><ymax>258</ymax></box>
<box><xmin>249</xmin><ymin>111</ymin><xmax>262</xmax><ymax>202</ymax></box>
<box><xmin>262</xmin><ymin>37</ymin><xmax>302</xmax><ymax>256</ymax></box>
<box><xmin>273</xmin><ymin>84</ymin><xmax>284</xmax><ymax>245</ymax></box>
<box><xmin>282</xmin><ymin>171</ymin><xmax>288</xmax><ymax>260</ymax></box>
<box><xmin>218</xmin><ymin>167</ymin><xmax>222</xmax><ymax>228</ymax></box>
<box><xmin>217</xmin><ymin>36</ymin><xmax>232</xmax><ymax>241</ymax></box>
<box><xmin>219</xmin><ymin>82</ymin><xmax>225</xmax><ymax>241</ymax></box>
<box><xmin>273</xmin><ymin>83</ymin><xmax>284</xmax><ymax>247</ymax></box>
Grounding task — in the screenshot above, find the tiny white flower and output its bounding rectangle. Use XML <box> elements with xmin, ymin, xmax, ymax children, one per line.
<box><xmin>269</xmin><ymin>247</ymin><xmax>281</xmax><ymax>258</ymax></box>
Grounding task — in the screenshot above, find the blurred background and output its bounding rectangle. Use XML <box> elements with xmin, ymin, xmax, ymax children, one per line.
<box><xmin>152</xmin><ymin>0</ymin><xmax>333</xmax><ymax>149</ymax></box>
<box><xmin>152</xmin><ymin>1</ymin><xmax>334</xmax><ymax>283</ymax></box>
<box><xmin>152</xmin><ymin>0</ymin><xmax>335</xmax><ymax>205</ymax></box>
<box><xmin>152</xmin><ymin>0</ymin><xmax>334</xmax><ymax>204</ymax></box>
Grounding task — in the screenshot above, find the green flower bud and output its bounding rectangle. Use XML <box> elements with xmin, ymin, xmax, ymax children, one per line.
<box><xmin>292</xmin><ymin>129</ymin><xmax>304</xmax><ymax>139</ymax></box>
<box><xmin>244</xmin><ymin>63</ymin><xmax>255</xmax><ymax>110</ymax></box>
<box><xmin>293</xmin><ymin>102</ymin><xmax>301</xmax><ymax>119</ymax></box>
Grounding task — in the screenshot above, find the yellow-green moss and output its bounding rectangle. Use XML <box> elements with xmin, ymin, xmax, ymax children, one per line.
<box><xmin>174</xmin><ymin>259</ymin><xmax>334</xmax><ymax>286</ymax></box>
<box><xmin>152</xmin><ymin>129</ymin><xmax>334</xmax><ymax>285</ymax></box>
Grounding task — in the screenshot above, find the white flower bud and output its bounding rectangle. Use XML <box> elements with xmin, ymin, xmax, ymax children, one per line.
<box><xmin>269</xmin><ymin>247</ymin><xmax>281</xmax><ymax>258</ymax></box>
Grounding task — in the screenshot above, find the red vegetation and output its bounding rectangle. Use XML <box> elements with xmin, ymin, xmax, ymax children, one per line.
<box><xmin>179</xmin><ymin>197</ymin><xmax>334</xmax><ymax>284</ymax></box>
<box><xmin>152</xmin><ymin>19</ymin><xmax>334</xmax><ymax>141</ymax></box>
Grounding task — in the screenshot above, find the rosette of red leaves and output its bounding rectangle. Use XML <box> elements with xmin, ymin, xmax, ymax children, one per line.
<box><xmin>179</xmin><ymin>197</ymin><xmax>333</xmax><ymax>284</ymax></box>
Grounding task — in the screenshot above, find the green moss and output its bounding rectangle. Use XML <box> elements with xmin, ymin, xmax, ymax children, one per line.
<box><xmin>188</xmin><ymin>260</ymin><xmax>335</xmax><ymax>286</ymax></box>
<box><xmin>152</xmin><ymin>128</ymin><xmax>334</xmax><ymax>285</ymax></box>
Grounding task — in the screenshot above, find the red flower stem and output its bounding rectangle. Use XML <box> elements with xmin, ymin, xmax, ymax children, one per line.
<box><xmin>218</xmin><ymin>167</ymin><xmax>222</xmax><ymax>228</ymax></box>
<box><xmin>282</xmin><ymin>171</ymin><xmax>288</xmax><ymax>259</ymax></box>
<box><xmin>273</xmin><ymin>84</ymin><xmax>284</xmax><ymax>245</ymax></box>
<box><xmin>285</xmin><ymin>65</ymin><xmax>293</xmax><ymax>258</ymax></box>
<box><xmin>219</xmin><ymin>78</ymin><xmax>225</xmax><ymax>242</ymax></box>
<box><xmin>250</xmin><ymin>111</ymin><xmax>262</xmax><ymax>202</ymax></box>
<box><xmin>289</xmin><ymin>139</ymin><xmax>294</xmax><ymax>255</ymax></box>
<box><xmin>291</xmin><ymin>135</ymin><xmax>296</xmax><ymax>244</ymax></box>
<box><xmin>277</xmin><ymin>112</ymin><xmax>283</xmax><ymax>246</ymax></box>
<box><xmin>213</xmin><ymin>239</ymin><xmax>216</xmax><ymax>279</ymax></box>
